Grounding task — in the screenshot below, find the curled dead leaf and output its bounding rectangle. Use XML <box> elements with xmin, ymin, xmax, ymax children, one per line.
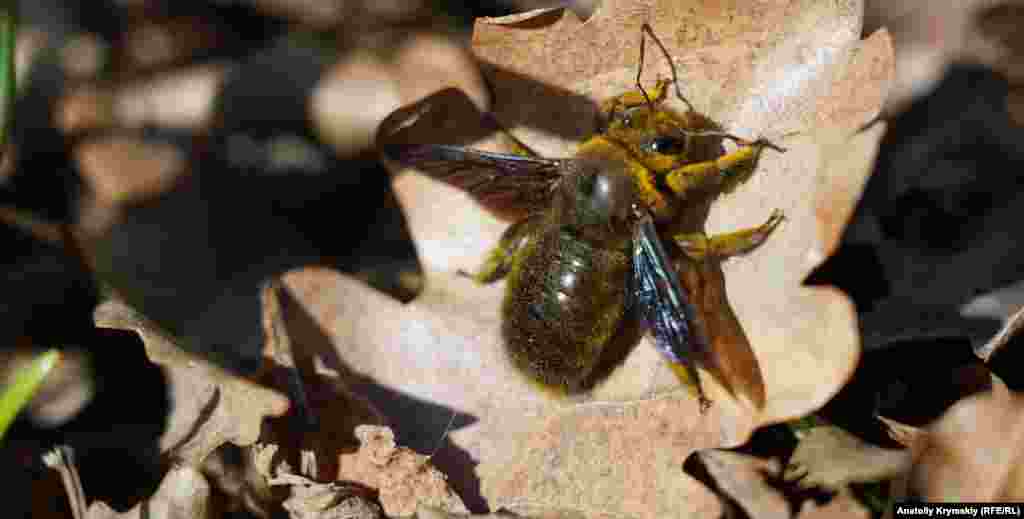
<box><xmin>335</xmin><ymin>425</ymin><xmax>469</xmax><ymax>518</ymax></box>
<box><xmin>260</xmin><ymin>281</ymin><xmax>386</xmax><ymax>480</ymax></box>
<box><xmin>785</xmin><ymin>425</ymin><xmax>910</xmax><ymax>490</ymax></box>
<box><xmin>416</xmin><ymin>505</ymin><xmax>526</xmax><ymax>519</ymax></box>
<box><xmin>45</xmin><ymin>446</ymin><xmax>213</xmax><ymax>519</ymax></box>
<box><xmin>906</xmin><ymin>388</ymin><xmax>1024</xmax><ymax>501</ymax></box>
<box><xmin>201</xmin><ymin>445</ymin><xmax>279</xmax><ymax>519</ymax></box>
<box><xmin>86</xmin><ymin>466</ymin><xmax>212</xmax><ymax>519</ymax></box>
<box><xmin>697</xmin><ymin>450</ymin><xmax>788</xmax><ymax>519</ymax></box>
<box><xmin>94</xmin><ymin>299</ymin><xmax>289</xmax><ymax>466</ymax></box>
<box><xmin>268</xmin><ymin>471</ymin><xmax>384</xmax><ymax>519</ymax></box>
<box><xmin>877</xmin><ymin>416</ymin><xmax>925</xmax><ymax>450</ymax></box>
<box><xmin>974</xmin><ymin>301</ymin><xmax>1024</xmax><ymax>362</ymax></box>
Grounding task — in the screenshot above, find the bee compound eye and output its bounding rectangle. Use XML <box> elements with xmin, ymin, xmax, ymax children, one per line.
<box><xmin>647</xmin><ymin>135</ymin><xmax>685</xmax><ymax>154</ymax></box>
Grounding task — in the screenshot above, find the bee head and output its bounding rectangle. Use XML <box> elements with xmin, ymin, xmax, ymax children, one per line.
<box><xmin>599</xmin><ymin>105</ymin><xmax>703</xmax><ymax>171</ymax></box>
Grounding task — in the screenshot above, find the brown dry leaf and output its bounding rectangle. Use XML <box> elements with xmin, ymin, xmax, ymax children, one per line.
<box><xmin>865</xmin><ymin>0</ymin><xmax>1013</xmax><ymax>115</ymax></box>
<box><xmin>94</xmin><ymin>299</ymin><xmax>289</xmax><ymax>466</ymax></box>
<box><xmin>75</xmin><ymin>136</ymin><xmax>188</xmax><ymax>207</ymax></box>
<box><xmin>310</xmin><ymin>33</ymin><xmax>488</xmax><ymax>158</ymax></box>
<box><xmin>795</xmin><ymin>489</ymin><xmax>869</xmax><ymax>519</ymax></box>
<box><xmin>973</xmin><ymin>302</ymin><xmax>1024</xmax><ymax>363</ymax></box>
<box><xmin>57</xmin><ymin>64</ymin><xmax>228</xmax><ymax>135</ymax></box>
<box><xmin>416</xmin><ymin>506</ymin><xmax>527</xmax><ymax>519</ymax></box>
<box><xmin>245</xmin><ymin>0</ymin><xmax>431</xmax><ymax>30</ymax></box>
<box><xmin>876</xmin><ymin>416</ymin><xmax>926</xmax><ymax>517</ymax></box>
<box><xmin>202</xmin><ymin>446</ymin><xmax>280</xmax><ymax>519</ymax></box>
<box><xmin>267</xmin><ymin>471</ymin><xmax>384</xmax><ymax>519</ymax></box>
<box><xmin>697</xmin><ymin>450</ymin><xmax>788</xmax><ymax>519</ymax></box>
<box><xmin>260</xmin><ymin>281</ymin><xmax>386</xmax><ymax>481</ymax></box>
<box><xmin>287</xmin><ymin>1</ymin><xmax>893</xmax><ymax>517</ymax></box>
<box><xmin>86</xmin><ymin>466</ymin><xmax>212</xmax><ymax>519</ymax></box>
<box><xmin>60</xmin><ymin>32</ymin><xmax>108</xmax><ymax>81</ymax></box>
<box><xmin>335</xmin><ymin>425</ymin><xmax>469</xmax><ymax>518</ymax></box>
<box><xmin>877</xmin><ymin>416</ymin><xmax>925</xmax><ymax>450</ymax></box>
<box><xmin>120</xmin><ymin>17</ymin><xmax>221</xmax><ymax>72</ymax></box>
<box><xmin>906</xmin><ymin>387</ymin><xmax>1024</xmax><ymax>501</ymax></box>
<box><xmin>73</xmin><ymin>135</ymin><xmax>192</xmax><ymax>241</ymax></box>
<box><xmin>785</xmin><ymin>425</ymin><xmax>911</xmax><ymax>490</ymax></box>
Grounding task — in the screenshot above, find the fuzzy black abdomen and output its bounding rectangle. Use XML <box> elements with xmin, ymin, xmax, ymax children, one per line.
<box><xmin>502</xmin><ymin>229</ymin><xmax>630</xmax><ymax>393</ymax></box>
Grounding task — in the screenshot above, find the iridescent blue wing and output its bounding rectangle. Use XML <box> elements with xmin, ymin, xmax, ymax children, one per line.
<box><xmin>381</xmin><ymin>144</ymin><xmax>567</xmax><ymax>215</ymax></box>
<box><xmin>631</xmin><ymin>210</ymin><xmax>711</xmax><ymax>408</ymax></box>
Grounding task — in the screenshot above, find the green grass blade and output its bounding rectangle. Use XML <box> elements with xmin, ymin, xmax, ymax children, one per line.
<box><xmin>0</xmin><ymin>349</ymin><xmax>60</xmax><ymax>440</ymax></box>
<box><xmin>0</xmin><ymin>2</ymin><xmax>15</xmax><ymax>148</ymax></box>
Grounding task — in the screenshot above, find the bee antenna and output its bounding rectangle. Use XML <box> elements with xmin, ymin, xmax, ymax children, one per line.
<box><xmin>636</xmin><ymin>23</ymin><xmax>654</xmax><ymax>111</ymax></box>
<box><xmin>640</xmin><ymin>23</ymin><xmax>695</xmax><ymax>113</ymax></box>
<box><xmin>427</xmin><ymin>409</ymin><xmax>458</xmax><ymax>461</ymax></box>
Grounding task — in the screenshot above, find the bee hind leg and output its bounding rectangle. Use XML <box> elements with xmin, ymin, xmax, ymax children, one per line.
<box><xmin>664</xmin><ymin>138</ymin><xmax>782</xmax><ymax>198</ymax></box>
<box><xmin>675</xmin><ymin>210</ymin><xmax>784</xmax><ymax>262</ymax></box>
<box><xmin>457</xmin><ymin>215</ymin><xmax>543</xmax><ymax>284</ymax></box>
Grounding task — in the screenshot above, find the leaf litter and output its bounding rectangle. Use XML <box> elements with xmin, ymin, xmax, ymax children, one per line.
<box><xmin>94</xmin><ymin>299</ymin><xmax>290</xmax><ymax>467</ymax></box>
<box><xmin>42</xmin><ymin>0</ymin><xmax>904</xmax><ymax>517</ymax></box>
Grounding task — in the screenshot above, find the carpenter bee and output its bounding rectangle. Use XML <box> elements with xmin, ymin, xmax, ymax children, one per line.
<box><xmin>378</xmin><ymin>25</ymin><xmax>784</xmax><ymax>409</ymax></box>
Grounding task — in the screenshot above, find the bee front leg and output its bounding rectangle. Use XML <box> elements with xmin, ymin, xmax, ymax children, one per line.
<box><xmin>458</xmin><ymin>215</ymin><xmax>543</xmax><ymax>284</ymax></box>
<box><xmin>664</xmin><ymin>138</ymin><xmax>781</xmax><ymax>198</ymax></box>
<box><xmin>675</xmin><ymin>210</ymin><xmax>785</xmax><ymax>262</ymax></box>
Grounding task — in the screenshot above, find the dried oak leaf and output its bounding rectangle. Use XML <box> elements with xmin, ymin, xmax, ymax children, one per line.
<box><xmin>268</xmin><ymin>472</ymin><xmax>384</xmax><ymax>519</ymax></box>
<box><xmin>288</xmin><ymin>1</ymin><xmax>892</xmax><ymax>517</ymax></box>
<box><xmin>877</xmin><ymin>415</ymin><xmax>925</xmax><ymax>450</ymax></box>
<box><xmin>784</xmin><ymin>425</ymin><xmax>911</xmax><ymax>490</ymax></box>
<box><xmin>94</xmin><ymin>299</ymin><xmax>289</xmax><ymax>466</ymax></box>
<box><xmin>795</xmin><ymin>489</ymin><xmax>869</xmax><ymax>519</ymax></box>
<box><xmin>87</xmin><ymin>466</ymin><xmax>212</xmax><ymax>519</ymax></box>
<box><xmin>416</xmin><ymin>507</ymin><xmax>520</xmax><ymax>519</ymax></box>
<box><xmin>311</xmin><ymin>34</ymin><xmax>489</xmax><ymax>158</ymax></box>
<box><xmin>333</xmin><ymin>425</ymin><xmax>468</xmax><ymax>518</ymax></box>
<box><xmin>697</xmin><ymin>450</ymin><xmax>789</xmax><ymax>519</ymax></box>
<box><xmin>259</xmin><ymin>280</ymin><xmax>386</xmax><ymax>482</ymax></box>
<box><xmin>905</xmin><ymin>383</ymin><xmax>1024</xmax><ymax>501</ymax></box>
<box><xmin>202</xmin><ymin>445</ymin><xmax>280</xmax><ymax>519</ymax></box>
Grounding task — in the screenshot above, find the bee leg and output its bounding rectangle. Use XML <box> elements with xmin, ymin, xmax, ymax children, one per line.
<box><xmin>675</xmin><ymin>210</ymin><xmax>785</xmax><ymax>261</ymax></box>
<box><xmin>457</xmin><ymin>215</ymin><xmax>542</xmax><ymax>284</ymax></box>
<box><xmin>664</xmin><ymin>138</ymin><xmax>781</xmax><ymax>198</ymax></box>
<box><xmin>667</xmin><ymin>361</ymin><xmax>712</xmax><ymax>412</ymax></box>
